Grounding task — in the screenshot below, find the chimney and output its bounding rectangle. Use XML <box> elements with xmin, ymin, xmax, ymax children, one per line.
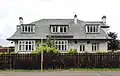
<box><xmin>19</xmin><ymin>17</ymin><xmax>23</xmax><ymax>25</ymax></box>
<box><xmin>101</xmin><ymin>16</ymin><xmax>106</xmax><ymax>24</ymax></box>
<box><xmin>74</xmin><ymin>14</ymin><xmax>77</xmax><ymax>24</ymax></box>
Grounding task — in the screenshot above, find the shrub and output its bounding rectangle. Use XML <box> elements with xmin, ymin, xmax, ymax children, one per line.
<box><xmin>68</xmin><ymin>48</ymin><xmax>78</xmax><ymax>55</ymax></box>
<box><xmin>32</xmin><ymin>46</ymin><xmax>60</xmax><ymax>54</ymax></box>
<box><xmin>96</xmin><ymin>50</ymin><xmax>108</xmax><ymax>53</ymax></box>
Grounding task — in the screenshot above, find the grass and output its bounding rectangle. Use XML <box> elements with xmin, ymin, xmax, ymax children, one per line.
<box><xmin>68</xmin><ymin>68</ymin><xmax>120</xmax><ymax>71</ymax></box>
<box><xmin>0</xmin><ymin>68</ymin><xmax>120</xmax><ymax>72</ymax></box>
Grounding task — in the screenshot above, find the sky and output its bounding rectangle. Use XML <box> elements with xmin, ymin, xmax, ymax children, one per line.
<box><xmin>0</xmin><ymin>0</ymin><xmax>120</xmax><ymax>46</ymax></box>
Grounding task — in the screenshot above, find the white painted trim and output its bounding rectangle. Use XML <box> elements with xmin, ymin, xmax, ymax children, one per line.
<box><xmin>86</xmin><ymin>25</ymin><xmax>100</xmax><ymax>33</ymax></box>
<box><xmin>55</xmin><ymin>40</ymin><xmax>68</xmax><ymax>51</ymax></box>
<box><xmin>18</xmin><ymin>40</ymin><xmax>35</xmax><ymax>52</ymax></box>
<box><xmin>51</xmin><ymin>25</ymin><xmax>68</xmax><ymax>33</ymax></box>
<box><xmin>86</xmin><ymin>23</ymin><xmax>101</xmax><ymax>24</ymax></box>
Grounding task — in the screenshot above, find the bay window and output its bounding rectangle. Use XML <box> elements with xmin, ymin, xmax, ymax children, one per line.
<box><xmin>55</xmin><ymin>40</ymin><xmax>68</xmax><ymax>51</ymax></box>
<box><xmin>18</xmin><ymin>40</ymin><xmax>35</xmax><ymax>52</ymax></box>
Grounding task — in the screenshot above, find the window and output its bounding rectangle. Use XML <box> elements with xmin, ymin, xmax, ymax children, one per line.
<box><xmin>51</xmin><ymin>25</ymin><xmax>68</xmax><ymax>33</ymax></box>
<box><xmin>18</xmin><ymin>40</ymin><xmax>35</xmax><ymax>52</ymax></box>
<box><xmin>80</xmin><ymin>44</ymin><xmax>85</xmax><ymax>51</ymax></box>
<box><xmin>21</xmin><ymin>25</ymin><xmax>35</xmax><ymax>33</ymax></box>
<box><xmin>55</xmin><ymin>40</ymin><xmax>68</xmax><ymax>51</ymax></box>
<box><xmin>92</xmin><ymin>43</ymin><xmax>99</xmax><ymax>51</ymax></box>
<box><xmin>86</xmin><ymin>25</ymin><xmax>100</xmax><ymax>33</ymax></box>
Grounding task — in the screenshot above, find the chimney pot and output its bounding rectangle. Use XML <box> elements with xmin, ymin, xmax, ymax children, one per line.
<box><xmin>74</xmin><ymin>14</ymin><xmax>77</xmax><ymax>18</ymax></box>
<box><xmin>102</xmin><ymin>15</ymin><xmax>106</xmax><ymax>24</ymax></box>
<box><xmin>19</xmin><ymin>17</ymin><xmax>23</xmax><ymax>25</ymax></box>
<box><xmin>74</xmin><ymin>14</ymin><xmax>77</xmax><ymax>24</ymax></box>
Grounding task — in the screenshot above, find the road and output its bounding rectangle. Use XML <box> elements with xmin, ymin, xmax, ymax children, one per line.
<box><xmin>0</xmin><ymin>71</ymin><xmax>120</xmax><ymax>76</ymax></box>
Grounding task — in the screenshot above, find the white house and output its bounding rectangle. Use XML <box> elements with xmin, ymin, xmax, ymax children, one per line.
<box><xmin>7</xmin><ymin>15</ymin><xmax>112</xmax><ymax>53</ymax></box>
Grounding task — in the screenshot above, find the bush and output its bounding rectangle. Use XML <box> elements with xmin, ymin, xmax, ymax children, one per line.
<box><xmin>32</xmin><ymin>46</ymin><xmax>60</xmax><ymax>54</ymax></box>
<box><xmin>68</xmin><ymin>48</ymin><xmax>78</xmax><ymax>55</ymax></box>
<box><xmin>96</xmin><ymin>50</ymin><xmax>108</xmax><ymax>53</ymax></box>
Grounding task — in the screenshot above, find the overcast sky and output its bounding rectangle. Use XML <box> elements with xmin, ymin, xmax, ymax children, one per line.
<box><xmin>0</xmin><ymin>0</ymin><xmax>120</xmax><ymax>46</ymax></box>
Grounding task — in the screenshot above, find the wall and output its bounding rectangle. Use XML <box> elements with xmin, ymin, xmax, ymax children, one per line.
<box><xmin>14</xmin><ymin>41</ymin><xmax>18</xmax><ymax>53</ymax></box>
<box><xmin>68</xmin><ymin>40</ymin><xmax>108</xmax><ymax>53</ymax></box>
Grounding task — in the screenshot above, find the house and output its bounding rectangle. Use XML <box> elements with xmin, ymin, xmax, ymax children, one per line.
<box><xmin>7</xmin><ymin>15</ymin><xmax>112</xmax><ymax>53</ymax></box>
<box><xmin>0</xmin><ymin>46</ymin><xmax>14</xmax><ymax>53</ymax></box>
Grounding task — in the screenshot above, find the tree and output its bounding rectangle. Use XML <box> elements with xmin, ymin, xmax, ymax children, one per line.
<box><xmin>108</xmin><ymin>32</ymin><xmax>120</xmax><ymax>51</ymax></box>
<box><xmin>46</xmin><ymin>36</ymin><xmax>56</xmax><ymax>48</ymax></box>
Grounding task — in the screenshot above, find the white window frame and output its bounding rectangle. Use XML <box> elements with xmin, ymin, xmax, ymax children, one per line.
<box><xmin>80</xmin><ymin>44</ymin><xmax>85</xmax><ymax>51</ymax></box>
<box><xmin>55</xmin><ymin>40</ymin><xmax>68</xmax><ymax>51</ymax></box>
<box><xmin>21</xmin><ymin>26</ymin><xmax>35</xmax><ymax>33</ymax></box>
<box><xmin>51</xmin><ymin>25</ymin><xmax>68</xmax><ymax>33</ymax></box>
<box><xmin>92</xmin><ymin>43</ymin><xmax>99</xmax><ymax>51</ymax></box>
<box><xmin>18</xmin><ymin>40</ymin><xmax>35</xmax><ymax>52</ymax></box>
<box><xmin>86</xmin><ymin>25</ymin><xmax>100</xmax><ymax>33</ymax></box>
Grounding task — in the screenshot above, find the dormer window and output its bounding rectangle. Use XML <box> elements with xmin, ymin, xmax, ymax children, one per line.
<box><xmin>21</xmin><ymin>24</ymin><xmax>35</xmax><ymax>33</ymax></box>
<box><xmin>50</xmin><ymin>25</ymin><xmax>68</xmax><ymax>33</ymax></box>
<box><xmin>86</xmin><ymin>24</ymin><xmax>100</xmax><ymax>33</ymax></box>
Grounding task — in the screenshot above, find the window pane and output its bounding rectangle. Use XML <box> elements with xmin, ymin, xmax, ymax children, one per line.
<box><xmin>58</xmin><ymin>45</ymin><xmax>61</xmax><ymax>50</ymax></box>
<box><xmin>19</xmin><ymin>41</ymin><xmax>21</xmax><ymax>44</ymax></box>
<box><xmin>80</xmin><ymin>45</ymin><xmax>82</xmax><ymax>51</ymax></box>
<box><xmin>62</xmin><ymin>45</ymin><xmax>64</xmax><ymax>50</ymax></box>
<box><xmin>56</xmin><ymin>26</ymin><xmax>58</xmax><ymax>32</ymax></box>
<box><xmin>32</xmin><ymin>45</ymin><xmax>34</xmax><ymax>50</ymax></box>
<box><xmin>28</xmin><ymin>26</ymin><xmax>30</xmax><ymax>32</ymax></box>
<box><xmin>60</xmin><ymin>26</ymin><xmax>63</xmax><ymax>32</ymax></box>
<box><xmin>22</xmin><ymin>26</ymin><xmax>24</xmax><ymax>32</ymax></box>
<box><xmin>31</xmin><ymin>26</ymin><xmax>33</xmax><ymax>32</ymax></box>
<box><xmin>90</xmin><ymin>26</ymin><xmax>92</xmax><ymax>32</ymax></box>
<box><xmin>97</xmin><ymin>43</ymin><xmax>99</xmax><ymax>50</ymax></box>
<box><xmin>29</xmin><ymin>45</ymin><xmax>31</xmax><ymax>51</ymax></box>
<box><xmin>53</xmin><ymin>26</ymin><xmax>55</xmax><ymax>32</ymax></box>
<box><xmin>19</xmin><ymin>45</ymin><xmax>21</xmax><ymax>51</ymax></box>
<box><xmin>62</xmin><ymin>41</ymin><xmax>64</xmax><ymax>44</ymax></box>
<box><xmin>93</xmin><ymin>26</ymin><xmax>95</xmax><ymax>32</ymax></box>
<box><xmin>26</xmin><ymin>41</ymin><xmax>28</xmax><ymax>44</ymax></box>
<box><xmin>64</xmin><ymin>26</ymin><xmax>67</xmax><ymax>32</ymax></box>
<box><xmin>92</xmin><ymin>44</ymin><xmax>93</xmax><ymax>51</ymax></box>
<box><xmin>59</xmin><ymin>41</ymin><xmax>61</xmax><ymax>45</ymax></box>
<box><xmin>23</xmin><ymin>45</ymin><xmax>24</xmax><ymax>51</ymax></box>
<box><xmin>26</xmin><ymin>45</ymin><xmax>28</xmax><ymax>51</ymax></box>
<box><xmin>29</xmin><ymin>41</ymin><xmax>31</xmax><ymax>44</ymax></box>
<box><xmin>87</xmin><ymin>26</ymin><xmax>89</xmax><ymax>32</ymax></box>
<box><xmin>83</xmin><ymin>45</ymin><xmax>85</xmax><ymax>51</ymax></box>
<box><xmin>25</xmin><ymin>26</ymin><xmax>27</xmax><ymax>32</ymax></box>
<box><xmin>96</xmin><ymin>26</ymin><xmax>98</xmax><ymax>32</ymax></box>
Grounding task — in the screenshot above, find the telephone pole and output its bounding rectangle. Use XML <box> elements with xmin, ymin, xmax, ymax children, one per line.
<box><xmin>41</xmin><ymin>37</ymin><xmax>43</xmax><ymax>72</ymax></box>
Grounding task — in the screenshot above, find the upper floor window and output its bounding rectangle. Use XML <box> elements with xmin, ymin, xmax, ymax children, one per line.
<box><xmin>50</xmin><ymin>25</ymin><xmax>68</xmax><ymax>33</ymax></box>
<box><xmin>86</xmin><ymin>25</ymin><xmax>100</xmax><ymax>33</ymax></box>
<box><xmin>21</xmin><ymin>25</ymin><xmax>35</xmax><ymax>33</ymax></box>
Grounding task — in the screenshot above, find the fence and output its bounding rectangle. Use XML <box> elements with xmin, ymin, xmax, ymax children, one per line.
<box><xmin>0</xmin><ymin>53</ymin><xmax>120</xmax><ymax>69</ymax></box>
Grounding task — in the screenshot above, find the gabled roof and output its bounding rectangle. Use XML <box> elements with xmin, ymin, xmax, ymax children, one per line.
<box><xmin>7</xmin><ymin>19</ymin><xmax>112</xmax><ymax>40</ymax></box>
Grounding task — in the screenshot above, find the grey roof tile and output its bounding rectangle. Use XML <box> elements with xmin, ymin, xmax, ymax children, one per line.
<box><xmin>7</xmin><ymin>19</ymin><xmax>112</xmax><ymax>40</ymax></box>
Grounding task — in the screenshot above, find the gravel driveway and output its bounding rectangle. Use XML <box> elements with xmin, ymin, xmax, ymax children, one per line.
<box><xmin>0</xmin><ymin>71</ymin><xmax>120</xmax><ymax>76</ymax></box>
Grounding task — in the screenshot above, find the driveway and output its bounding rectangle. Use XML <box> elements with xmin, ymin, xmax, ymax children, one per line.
<box><xmin>0</xmin><ymin>71</ymin><xmax>120</xmax><ymax>76</ymax></box>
